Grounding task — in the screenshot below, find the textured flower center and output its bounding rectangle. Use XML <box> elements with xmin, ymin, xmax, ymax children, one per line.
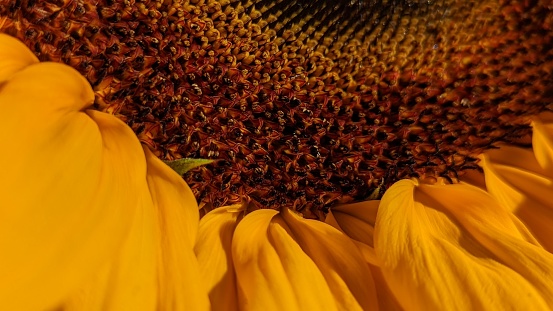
<box><xmin>2</xmin><ymin>0</ymin><xmax>552</xmax><ymax>219</ymax></box>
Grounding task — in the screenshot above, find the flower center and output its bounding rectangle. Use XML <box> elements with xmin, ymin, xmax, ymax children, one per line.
<box><xmin>2</xmin><ymin>0</ymin><xmax>551</xmax><ymax>220</ymax></box>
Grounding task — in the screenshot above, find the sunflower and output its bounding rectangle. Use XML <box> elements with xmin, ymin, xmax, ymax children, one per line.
<box><xmin>1</xmin><ymin>0</ymin><xmax>553</xmax><ymax>310</ymax></box>
<box><xmin>3</xmin><ymin>0</ymin><xmax>552</xmax><ymax>217</ymax></box>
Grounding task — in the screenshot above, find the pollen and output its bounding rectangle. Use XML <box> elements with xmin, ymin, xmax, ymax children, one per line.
<box><xmin>2</xmin><ymin>0</ymin><xmax>552</xmax><ymax>219</ymax></box>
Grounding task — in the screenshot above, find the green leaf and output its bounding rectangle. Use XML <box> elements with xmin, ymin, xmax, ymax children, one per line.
<box><xmin>367</xmin><ymin>186</ymin><xmax>382</xmax><ymax>200</ymax></box>
<box><xmin>163</xmin><ymin>158</ymin><xmax>215</xmax><ymax>175</ymax></box>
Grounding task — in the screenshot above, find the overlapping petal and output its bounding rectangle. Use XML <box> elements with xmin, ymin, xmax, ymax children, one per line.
<box><xmin>326</xmin><ymin>202</ymin><xmax>402</xmax><ymax>311</ymax></box>
<box><xmin>233</xmin><ymin>209</ymin><xmax>338</xmax><ymax>311</ymax></box>
<box><xmin>0</xmin><ymin>34</ymin><xmax>141</xmax><ymax>309</ymax></box>
<box><xmin>375</xmin><ymin>179</ymin><xmax>553</xmax><ymax>310</ymax></box>
<box><xmin>277</xmin><ymin>208</ymin><xmax>378</xmax><ymax>310</ymax></box>
<box><xmin>479</xmin><ymin>117</ymin><xmax>553</xmax><ymax>250</ymax></box>
<box><xmin>325</xmin><ymin>201</ymin><xmax>380</xmax><ymax>264</ymax></box>
<box><xmin>197</xmin><ymin>205</ymin><xmax>379</xmax><ymax>311</ymax></box>
<box><xmin>195</xmin><ymin>205</ymin><xmax>243</xmax><ymax>311</ymax></box>
<box><xmin>0</xmin><ymin>34</ymin><xmax>206</xmax><ymax>310</ymax></box>
<box><xmin>144</xmin><ymin>146</ymin><xmax>210</xmax><ymax>311</ymax></box>
<box><xmin>62</xmin><ymin>146</ymin><xmax>210</xmax><ymax>311</ymax></box>
<box><xmin>59</xmin><ymin>111</ymin><xmax>159</xmax><ymax>311</ymax></box>
<box><xmin>533</xmin><ymin>120</ymin><xmax>553</xmax><ymax>176</ymax></box>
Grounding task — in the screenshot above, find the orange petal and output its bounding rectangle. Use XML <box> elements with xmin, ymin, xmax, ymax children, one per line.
<box><xmin>144</xmin><ymin>146</ymin><xmax>210</xmax><ymax>311</ymax></box>
<box><xmin>326</xmin><ymin>201</ymin><xmax>402</xmax><ymax>310</ymax></box>
<box><xmin>281</xmin><ymin>208</ymin><xmax>379</xmax><ymax>310</ymax></box>
<box><xmin>63</xmin><ymin>145</ymin><xmax>210</xmax><ymax>310</ymax></box>
<box><xmin>533</xmin><ymin>119</ymin><xmax>553</xmax><ymax>177</ymax></box>
<box><xmin>231</xmin><ymin>209</ymin><xmax>338</xmax><ymax>311</ymax></box>
<box><xmin>0</xmin><ymin>47</ymin><xmax>144</xmax><ymax>308</ymax></box>
<box><xmin>375</xmin><ymin>179</ymin><xmax>553</xmax><ymax>310</ymax></box>
<box><xmin>480</xmin><ymin>119</ymin><xmax>553</xmax><ymax>251</ymax></box>
<box><xmin>195</xmin><ymin>205</ymin><xmax>244</xmax><ymax>311</ymax></box>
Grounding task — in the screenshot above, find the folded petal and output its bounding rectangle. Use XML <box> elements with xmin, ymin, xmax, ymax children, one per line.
<box><xmin>280</xmin><ymin>208</ymin><xmax>379</xmax><ymax>311</ymax></box>
<box><xmin>479</xmin><ymin>118</ymin><xmax>553</xmax><ymax>251</ymax></box>
<box><xmin>228</xmin><ymin>207</ymin><xmax>379</xmax><ymax>311</ymax></box>
<box><xmin>326</xmin><ymin>201</ymin><xmax>379</xmax><ymax>248</ymax></box>
<box><xmin>533</xmin><ymin>119</ymin><xmax>553</xmax><ymax>177</ymax></box>
<box><xmin>231</xmin><ymin>209</ymin><xmax>338</xmax><ymax>311</ymax></box>
<box><xmin>0</xmin><ymin>44</ymin><xmax>145</xmax><ymax>309</ymax></box>
<box><xmin>326</xmin><ymin>202</ymin><xmax>402</xmax><ymax>311</ymax></box>
<box><xmin>144</xmin><ymin>146</ymin><xmax>210</xmax><ymax>311</ymax></box>
<box><xmin>195</xmin><ymin>205</ymin><xmax>244</xmax><ymax>311</ymax></box>
<box><xmin>325</xmin><ymin>201</ymin><xmax>380</xmax><ymax>265</ymax></box>
<box><xmin>375</xmin><ymin>179</ymin><xmax>553</xmax><ymax>310</ymax></box>
<box><xmin>63</xmin><ymin>145</ymin><xmax>210</xmax><ymax>311</ymax></box>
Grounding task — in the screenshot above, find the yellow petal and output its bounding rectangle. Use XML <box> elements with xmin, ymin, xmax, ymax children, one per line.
<box><xmin>45</xmin><ymin>110</ymin><xmax>158</xmax><ymax>310</ymax></box>
<box><xmin>280</xmin><ymin>208</ymin><xmax>379</xmax><ymax>311</ymax></box>
<box><xmin>325</xmin><ymin>201</ymin><xmax>380</xmax><ymax>265</ymax></box>
<box><xmin>195</xmin><ymin>205</ymin><xmax>244</xmax><ymax>311</ymax></box>
<box><xmin>480</xmin><ymin>152</ymin><xmax>553</xmax><ymax>210</ymax></box>
<box><xmin>0</xmin><ymin>52</ymin><xmax>144</xmax><ymax>308</ymax></box>
<box><xmin>0</xmin><ymin>34</ymin><xmax>38</xmax><ymax>81</ymax></box>
<box><xmin>144</xmin><ymin>146</ymin><xmax>211</xmax><ymax>311</ymax></box>
<box><xmin>200</xmin><ymin>205</ymin><xmax>380</xmax><ymax>310</ymax></box>
<box><xmin>62</xmin><ymin>171</ymin><xmax>158</xmax><ymax>310</ymax></box>
<box><xmin>326</xmin><ymin>202</ymin><xmax>402</xmax><ymax>310</ymax></box>
<box><xmin>62</xmin><ymin>125</ymin><xmax>211</xmax><ymax>311</ymax></box>
<box><xmin>369</xmin><ymin>267</ymin><xmax>404</xmax><ymax>311</ymax></box>
<box><xmin>533</xmin><ymin>119</ymin><xmax>553</xmax><ymax>177</ymax></box>
<box><xmin>231</xmin><ymin>209</ymin><xmax>341</xmax><ymax>311</ymax></box>
<box><xmin>375</xmin><ymin>179</ymin><xmax>553</xmax><ymax>310</ymax></box>
<box><xmin>479</xmin><ymin>127</ymin><xmax>553</xmax><ymax>251</ymax></box>
<box><xmin>78</xmin><ymin>111</ymin><xmax>157</xmax><ymax>310</ymax></box>
<box><xmin>483</xmin><ymin>144</ymin><xmax>545</xmax><ymax>176</ymax></box>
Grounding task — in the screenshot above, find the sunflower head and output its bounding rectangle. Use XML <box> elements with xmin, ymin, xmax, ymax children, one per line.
<box><xmin>2</xmin><ymin>0</ymin><xmax>552</xmax><ymax>218</ymax></box>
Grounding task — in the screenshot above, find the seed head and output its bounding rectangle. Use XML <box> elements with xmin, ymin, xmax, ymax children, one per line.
<box><xmin>2</xmin><ymin>0</ymin><xmax>552</xmax><ymax>219</ymax></box>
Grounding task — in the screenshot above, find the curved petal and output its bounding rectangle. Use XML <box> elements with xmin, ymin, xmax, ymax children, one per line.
<box><xmin>326</xmin><ymin>202</ymin><xmax>402</xmax><ymax>311</ymax></box>
<box><xmin>144</xmin><ymin>146</ymin><xmax>210</xmax><ymax>311</ymax></box>
<box><xmin>195</xmin><ymin>205</ymin><xmax>244</xmax><ymax>311</ymax></box>
<box><xmin>480</xmin><ymin>152</ymin><xmax>553</xmax><ymax>211</ymax></box>
<box><xmin>199</xmin><ymin>204</ymin><xmax>380</xmax><ymax>311</ymax></box>
<box><xmin>479</xmin><ymin>119</ymin><xmax>553</xmax><ymax>251</ymax></box>
<box><xmin>280</xmin><ymin>208</ymin><xmax>379</xmax><ymax>311</ymax></box>
<box><xmin>375</xmin><ymin>179</ymin><xmax>553</xmax><ymax>311</ymax></box>
<box><xmin>63</xmin><ymin>145</ymin><xmax>210</xmax><ymax>311</ymax></box>
<box><xmin>231</xmin><ymin>209</ymin><xmax>338</xmax><ymax>311</ymax></box>
<box><xmin>326</xmin><ymin>201</ymin><xmax>379</xmax><ymax>248</ymax></box>
<box><xmin>533</xmin><ymin>119</ymin><xmax>553</xmax><ymax>177</ymax></box>
<box><xmin>61</xmin><ymin>163</ymin><xmax>158</xmax><ymax>310</ymax></box>
<box><xmin>0</xmin><ymin>48</ymin><xmax>143</xmax><ymax>308</ymax></box>
<box><xmin>325</xmin><ymin>201</ymin><xmax>380</xmax><ymax>265</ymax></box>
